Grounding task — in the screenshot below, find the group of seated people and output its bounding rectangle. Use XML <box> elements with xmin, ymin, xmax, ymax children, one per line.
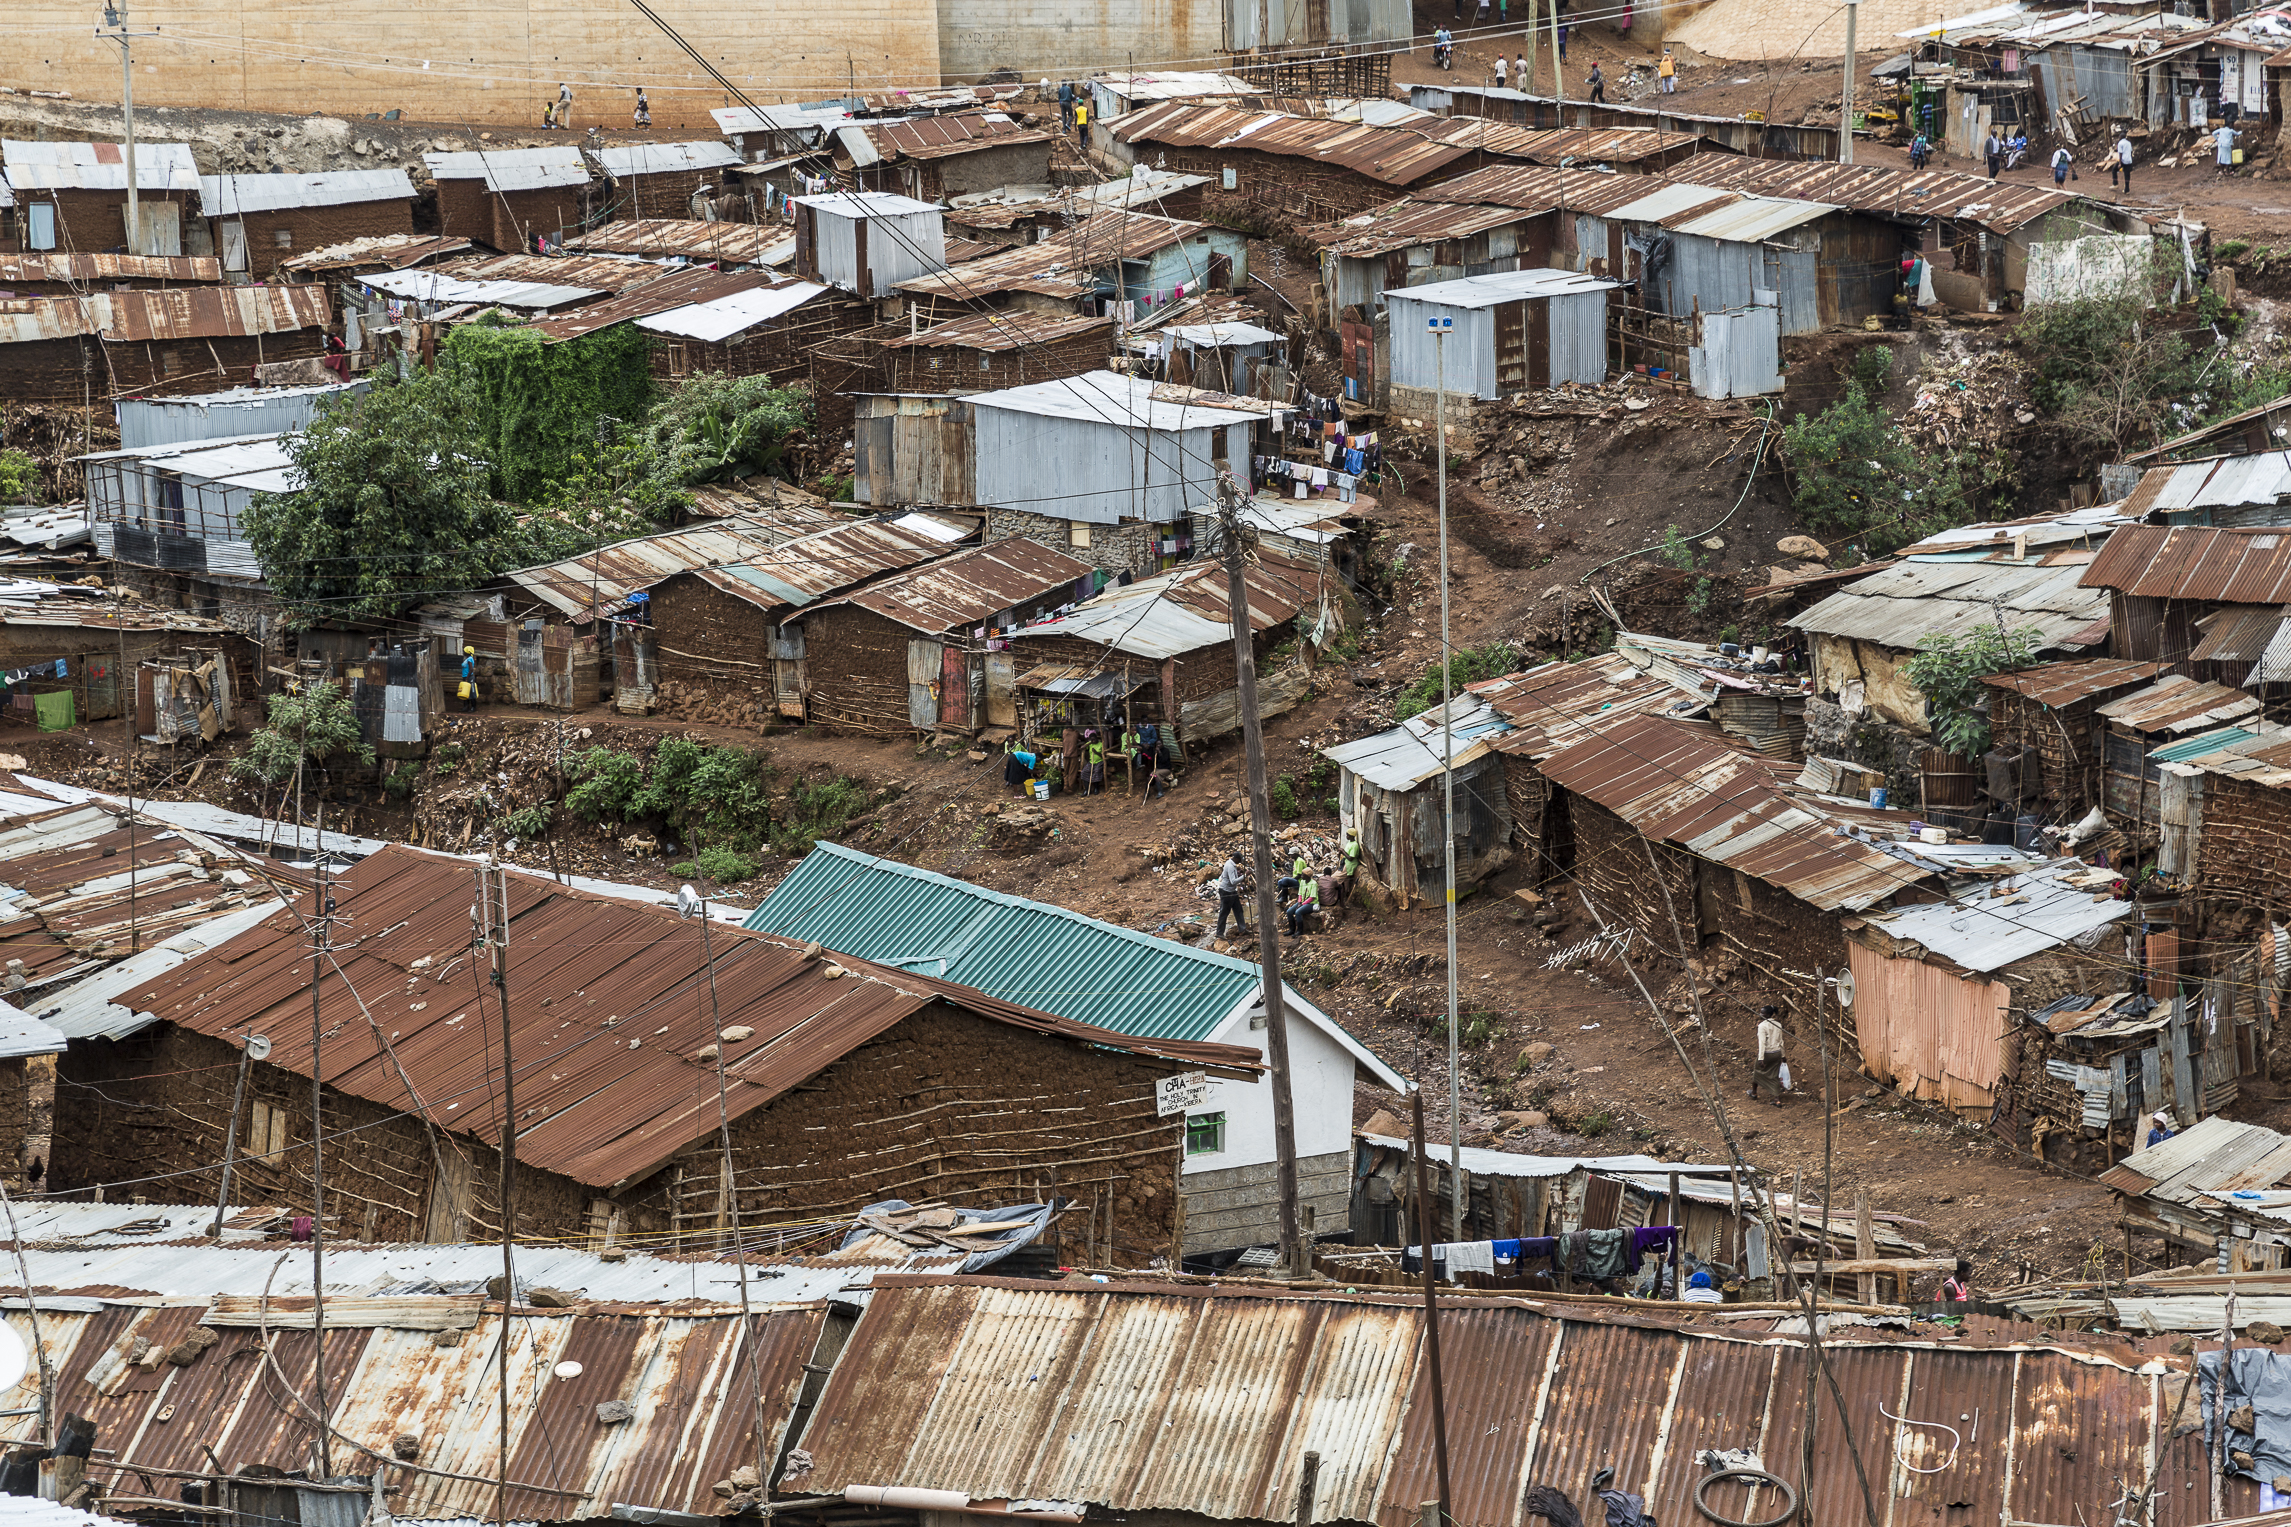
<box><xmin>1002</xmin><ymin>714</ymin><xmax>1176</xmax><ymax>798</ymax></box>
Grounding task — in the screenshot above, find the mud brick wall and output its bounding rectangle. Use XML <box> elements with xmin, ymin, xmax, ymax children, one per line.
<box><xmin>434</xmin><ymin>180</ymin><xmax>589</xmax><ymax>252</ymax></box>
<box><xmin>1712</xmin><ymin>870</ymin><xmax>1851</xmax><ymax>1031</ymax></box>
<box><xmin>1502</xmin><ymin>754</ymin><xmax>1556</xmax><ymax>885</ymax></box>
<box><xmin>612</xmin><ymin>168</ymin><xmax>720</xmax><ymax>221</ymax></box>
<box><xmin>647</xmin><ymin>574</ymin><xmax>777</xmax><ymax>715</ymax></box>
<box><xmin>662</xmin><ymin>1001</ymin><xmax>1183</xmax><ymax>1265</ymax></box>
<box><xmin>655</xmin><ymin>291</ymin><xmax>873</xmax><ymax>443</ymax></box>
<box><xmin>5</xmin><ymin>331</ymin><xmax>331</xmax><ymax>402</ymax></box>
<box><xmin>17</xmin><ymin>189</ymin><xmax>197</xmax><ymax>253</ymax></box>
<box><xmin>432</xmin><ymin>179</ymin><xmax>494</xmax><ymax>244</ymax></box>
<box><xmin>223</xmin><ymin>200</ymin><xmax>414</xmax><ymax>278</ymax></box>
<box><xmin>1567</xmin><ymin>795</ymin><xmax>1698</xmax><ymax>957</ymax></box>
<box><xmin>52</xmin><ymin>1026</ymin><xmax>591</xmax><ymax>1243</ymax></box>
<box><xmin>802</xmin><ymin>603</ymin><xmax>925</xmax><ymax>732</ymax></box>
<box><xmin>1987</xmin><ymin>690</ymin><xmax>2109</xmax><ymax>812</ymax></box>
<box><xmin>986</xmin><ymin>508</ymin><xmax>1158</xmax><ymax>579</ymax></box>
<box><xmin>2198</xmin><ymin>773</ymin><xmax>2291</xmax><ymax>914</ymax></box>
<box><xmin>908</xmin><ymin>141</ymin><xmax>1056</xmax><ymax>203</ymax></box>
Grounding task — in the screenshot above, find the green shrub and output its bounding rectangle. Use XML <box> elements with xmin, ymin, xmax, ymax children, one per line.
<box><xmin>432</xmin><ymin>742</ymin><xmax>467</xmax><ymax>775</ymax></box>
<box><xmin>1904</xmin><ymin>624</ymin><xmax>2044</xmax><ymax>757</ymax></box>
<box><xmin>0</xmin><ymin>448</ymin><xmax>37</xmax><ymax>504</ymax></box>
<box><xmin>1579</xmin><ymin>1111</ymin><xmax>1614</xmax><ymax>1139</ymax></box>
<box><xmin>1394</xmin><ymin>641</ymin><xmax>1517</xmax><ymax>721</ymax></box>
<box><xmin>1271</xmin><ymin>777</ymin><xmax>1299</xmax><ymax>819</ymax></box>
<box><xmin>770</xmin><ymin>776</ymin><xmax>869</xmax><ymax>856</ymax></box>
<box><xmin>501</xmin><ymin>801</ymin><xmax>553</xmax><ymax>840</ymax></box>
<box><xmin>1847</xmin><ymin>344</ymin><xmax>1893</xmax><ymax>400</ymax></box>
<box><xmin>1687</xmin><ymin>577</ymin><xmax>1715</xmax><ymax>616</ymax></box>
<box><xmin>565</xmin><ymin>747</ymin><xmax>645</xmax><ymax>822</ymax></box>
<box><xmin>1660</xmin><ymin>525</ymin><xmax>1696</xmax><ymax>570</ymax></box>
<box><xmin>382</xmin><ymin>762</ymin><xmax>420</xmax><ymax>801</ymax></box>
<box><xmin>689</xmin><ymin>843</ymin><xmax>762</xmax><ymax>884</ymax></box>
<box><xmin>1781</xmin><ymin>389</ymin><xmax>1972</xmax><ymax>556</ymax></box>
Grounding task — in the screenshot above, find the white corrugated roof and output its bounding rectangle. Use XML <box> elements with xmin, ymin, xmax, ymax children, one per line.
<box><xmin>421</xmin><ymin>146</ymin><xmax>590</xmax><ymax>191</ymax></box>
<box><xmin>1360</xmin><ymin>1133</ymin><xmax>1730</xmax><ymax>1181</ymax></box>
<box><xmin>2</xmin><ymin>140</ymin><xmax>199</xmax><ymax>193</ymax></box>
<box><xmin>1787</xmin><ymin>557</ymin><xmax>2109</xmax><ymax>648</ymax></box>
<box><xmin>794</xmin><ymin>189</ymin><xmax>941</xmax><ymax>219</ymax></box>
<box><xmin>1384</xmin><ymin>267</ymin><xmax>1621</xmax><ymax>310</ymax></box>
<box><xmin>1163</xmin><ymin>322</ymin><xmax>1284</xmax><ymax>347</ymax></box>
<box><xmin>360</xmin><ymin>269</ymin><xmax>601</xmax><ymax>308</ymax></box>
<box><xmin>1855</xmin><ymin>857</ymin><xmax>2134</xmax><ymax>973</ymax></box>
<box><xmin>713</xmin><ymin>103</ymin><xmax>860</xmax><ymax>135</ymax></box>
<box><xmin>590</xmin><ymin>140</ymin><xmax>743</xmax><ymax>177</ymax></box>
<box><xmin>1323</xmin><ymin>695</ymin><xmax>1513</xmax><ymax>791</ymax></box>
<box><xmin>633</xmin><ymin>279</ymin><xmax>828</xmax><ymax>342</ymax></box>
<box><xmin>969</xmin><ymin>370</ymin><xmax>1269</xmax><ymax>429</ymax></box>
<box><xmin>0</xmin><ymin>1000</ymin><xmax>64</xmax><ymax>1059</ymax></box>
<box><xmin>198</xmin><ymin>169</ymin><xmax>416</xmax><ymax>214</ymax></box>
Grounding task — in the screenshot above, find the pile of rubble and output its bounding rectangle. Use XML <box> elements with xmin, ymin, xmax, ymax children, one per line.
<box><xmin>1900</xmin><ymin>345</ymin><xmax>2031</xmax><ymax>456</ymax></box>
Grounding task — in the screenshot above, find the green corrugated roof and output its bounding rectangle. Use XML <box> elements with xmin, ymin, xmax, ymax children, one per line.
<box><xmin>744</xmin><ymin>843</ymin><xmax>1403</xmax><ymax>1084</ymax></box>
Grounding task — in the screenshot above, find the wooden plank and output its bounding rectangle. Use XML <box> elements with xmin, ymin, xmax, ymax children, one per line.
<box><xmin>1787</xmin><ymin>1257</ymin><xmax>1959</xmax><ymax>1276</ymax></box>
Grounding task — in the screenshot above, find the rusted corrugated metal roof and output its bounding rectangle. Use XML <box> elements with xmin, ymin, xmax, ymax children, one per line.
<box><xmin>879</xmin><ymin>310</ymin><xmax>1110</xmax><ymax>352</ymax></box>
<box><xmin>527</xmin><ymin>268</ymin><xmax>779</xmax><ymax>344</ymax></box>
<box><xmin>819</xmin><ymin>540</ymin><xmax>1094</xmax><ymax>635</ymax></box>
<box><xmin>1010</xmin><ymin>553</ymin><xmax>1319</xmax><ymax>660</ymax></box>
<box><xmin>502</xmin><ymin>516</ymin><xmax>796</xmax><ymax>619</ymax></box>
<box><xmin>791</xmin><ymin>1275</ymin><xmax>2217</xmax><ymax>1527</ymax></box>
<box><xmin>1404</xmin><ymin>162</ymin><xmax>1657</xmax><ymax>216</ymax></box>
<box><xmin>1110</xmin><ymin>104</ymin><xmax>1576</xmax><ymax>187</ymax></box>
<box><xmin>565</xmin><ymin>220</ymin><xmax>791</xmax><ymax>266</ymax></box>
<box><xmin>116</xmin><ymin>844</ymin><xmax>1254</xmax><ymax>1189</ymax></box>
<box><xmin>1310</xmin><ymin>198</ymin><xmax>1542</xmax><ymax>258</ymax></box>
<box><xmin>1657</xmin><ymin>157</ymin><xmax>2108</xmax><ymax>235</ymax></box>
<box><xmin>849</xmin><ymin>112</ymin><xmax>1051</xmax><ymax>164</ymax></box>
<box><xmin>0</xmin><ymin>1301</ymin><xmax>826</xmax><ymax>1520</ymax></box>
<box><xmin>896</xmin><ymin>212</ymin><xmax>1212</xmax><ymax>302</ymax></box>
<box><xmin>2082</xmin><ymin>523</ymin><xmax>2291</xmax><ymax>603</ymax></box>
<box><xmin>2096</xmin><ymin>673</ymin><xmax>2265</xmax><ymax>735</ymax></box>
<box><xmin>691</xmin><ymin>516</ymin><xmax>967</xmax><ymax>616</ymax></box>
<box><xmin>0</xmin><ymin>252</ymin><xmax>221</xmax><ymax>284</ymax></box>
<box><xmin>1477</xmin><ymin>654</ymin><xmax>1691</xmax><ymax>760</ymax></box>
<box><xmin>280</xmin><ymin>233</ymin><xmax>471</xmax><ymax>273</ymax></box>
<box><xmin>1537</xmin><ymin>713</ymin><xmax>1930</xmax><ymax>911</ymax></box>
<box><xmin>1979</xmin><ymin>658</ymin><xmax>2162</xmax><ymax>707</ymax></box>
<box><xmin>430</xmin><ymin>253</ymin><xmax>678</xmax><ymax>294</ymax></box>
<box><xmin>0</xmin><ymin>286</ymin><xmax>330</xmax><ymax>346</ymax></box>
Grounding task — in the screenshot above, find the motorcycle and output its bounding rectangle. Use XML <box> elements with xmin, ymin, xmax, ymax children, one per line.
<box><xmin>1433</xmin><ymin>38</ymin><xmax>1454</xmax><ymax>68</ymax></box>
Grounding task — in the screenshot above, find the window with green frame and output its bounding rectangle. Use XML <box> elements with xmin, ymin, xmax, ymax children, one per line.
<box><xmin>1185</xmin><ymin>1111</ymin><xmax>1225</xmax><ymax>1155</ymax></box>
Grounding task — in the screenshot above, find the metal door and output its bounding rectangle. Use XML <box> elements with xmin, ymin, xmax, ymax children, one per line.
<box><xmin>939</xmin><ymin>644</ymin><xmax>970</xmax><ymax>728</ymax></box>
<box><xmin>984</xmin><ymin>652</ymin><xmax>1016</xmax><ymax>727</ymax></box>
<box><xmin>907</xmin><ymin>639</ymin><xmax>942</xmax><ymax>729</ymax></box>
<box><xmin>220</xmin><ymin>220</ymin><xmax>248</xmax><ymax>272</ymax></box>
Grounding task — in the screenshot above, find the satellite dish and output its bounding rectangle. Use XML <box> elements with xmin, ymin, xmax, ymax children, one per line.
<box><xmin>0</xmin><ymin>1320</ymin><xmax>29</xmax><ymax>1395</ymax></box>
<box><xmin>553</xmin><ymin>1360</ymin><xmax>584</xmax><ymax>1380</ymax></box>
<box><xmin>245</xmin><ymin>1034</ymin><xmax>273</xmax><ymax>1061</ymax></box>
<box><xmin>1833</xmin><ymin>971</ymin><xmax>1856</xmax><ymax>1010</ymax></box>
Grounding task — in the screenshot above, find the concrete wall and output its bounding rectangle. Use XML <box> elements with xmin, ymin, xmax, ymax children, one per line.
<box><xmin>1175</xmin><ymin>995</ymin><xmax>1364</xmax><ymax>1250</ymax></box>
<box><xmin>5</xmin><ymin>0</ymin><xmax>943</xmax><ymax>125</ymax></box>
<box><xmin>986</xmin><ymin>506</ymin><xmax>1161</xmax><ymax>578</ymax></box>
<box><xmin>936</xmin><ymin>0</ymin><xmax>1222</xmax><ymax>86</ymax></box>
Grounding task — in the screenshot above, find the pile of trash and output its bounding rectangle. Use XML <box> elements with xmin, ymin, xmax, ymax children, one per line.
<box><xmin>1900</xmin><ymin>346</ymin><xmax>2031</xmax><ymax>455</ymax></box>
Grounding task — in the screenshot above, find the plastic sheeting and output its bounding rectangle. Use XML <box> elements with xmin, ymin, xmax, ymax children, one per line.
<box><xmin>2200</xmin><ymin>1345</ymin><xmax>2291</xmax><ymax>1485</ymax></box>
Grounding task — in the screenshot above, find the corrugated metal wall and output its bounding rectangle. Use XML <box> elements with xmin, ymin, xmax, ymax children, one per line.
<box><xmin>1548</xmin><ymin>290</ymin><xmax>1606</xmax><ymax>386</ymax></box>
<box><xmin>117</xmin><ymin>385</ymin><xmax>364</xmax><ymax>451</ymax></box>
<box><xmin>1385</xmin><ymin>292</ymin><xmax>1498</xmax><ymax>398</ymax></box>
<box><xmin>970</xmin><ymin>408</ymin><xmax>1242</xmax><ymax>524</ymax></box>
<box><xmin>1688</xmin><ymin>305</ymin><xmax>1782</xmax><ymax>399</ymax></box>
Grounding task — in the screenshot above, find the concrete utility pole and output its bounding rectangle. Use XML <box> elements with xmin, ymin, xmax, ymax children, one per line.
<box><xmin>1213</xmin><ymin>472</ymin><xmax>1305</xmax><ymax>1279</ymax></box>
<box><xmin>97</xmin><ymin>3</ymin><xmax>155</xmax><ymax>254</ymax></box>
<box><xmin>1431</xmin><ymin>312</ymin><xmax>1462</xmax><ymax>1234</ymax></box>
<box><xmin>1840</xmin><ymin>0</ymin><xmax>1860</xmax><ymax>165</ymax></box>
<box><xmin>474</xmin><ymin>859</ymin><xmax>516</xmax><ymax>1527</ymax></box>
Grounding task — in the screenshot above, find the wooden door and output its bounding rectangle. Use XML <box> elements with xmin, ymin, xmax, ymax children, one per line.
<box><xmin>984</xmin><ymin>652</ymin><xmax>1016</xmax><ymax>727</ymax></box>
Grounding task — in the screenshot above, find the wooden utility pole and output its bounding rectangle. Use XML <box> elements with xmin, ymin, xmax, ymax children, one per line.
<box><xmin>475</xmin><ymin>860</ymin><xmax>515</xmax><ymax>1527</ymax></box>
<box><xmin>1214</xmin><ymin>473</ymin><xmax>1303</xmax><ymax>1278</ymax></box>
<box><xmin>1854</xmin><ymin>1189</ymin><xmax>1876</xmax><ymax>1308</ymax></box>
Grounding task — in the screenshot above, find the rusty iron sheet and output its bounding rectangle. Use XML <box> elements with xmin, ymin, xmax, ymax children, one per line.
<box><xmin>2096</xmin><ymin>674</ymin><xmax>2265</xmax><ymax>734</ymax></box>
<box><xmin>822</xmin><ymin>540</ymin><xmax>1095</xmax><ymax>636</ymax></box>
<box><xmin>1110</xmin><ymin>104</ymin><xmax>1568</xmax><ymax>188</ymax></box>
<box><xmin>1979</xmin><ymin>658</ymin><xmax>2162</xmax><ymax>708</ymax></box>
<box><xmin>0</xmin><ymin>252</ymin><xmax>222</xmax><ymax>284</ymax></box>
<box><xmin>565</xmin><ymin>221</ymin><xmax>790</xmax><ymax>266</ymax></box>
<box><xmin>1657</xmin><ymin>157</ymin><xmax>2099</xmax><ymax>235</ymax></box>
<box><xmin>115</xmin><ymin>845</ymin><xmax>1255</xmax><ymax>1189</ymax></box>
<box><xmin>853</xmin><ymin>112</ymin><xmax>1052</xmax><ymax>163</ymax></box>
<box><xmin>528</xmin><ymin>269</ymin><xmax>781</xmax><ymax>344</ymax></box>
<box><xmin>690</xmin><ymin>517</ymin><xmax>963</xmax><ymax>618</ymax></box>
<box><xmin>506</xmin><ymin>516</ymin><xmax>813</xmax><ymax>619</ymax></box>
<box><xmin>1414</xmin><ymin>163</ymin><xmax>1663</xmax><ymax>216</ymax></box>
<box><xmin>2082</xmin><ymin>524</ymin><xmax>2291</xmax><ymax>605</ymax></box>
<box><xmin>280</xmin><ymin>233</ymin><xmax>473</xmax><ymax>273</ymax></box>
<box><xmin>1477</xmin><ymin>654</ymin><xmax>1686</xmax><ymax>761</ymax></box>
<box><xmin>1536</xmin><ymin>712</ymin><xmax>1932</xmax><ymax>911</ymax></box>
<box><xmin>880</xmin><ymin>310</ymin><xmax>1110</xmax><ymax>352</ymax></box>
<box><xmin>93</xmin><ymin>284</ymin><xmax>331</xmax><ymax>342</ymax></box>
<box><xmin>431</xmin><ymin>253</ymin><xmax>681</xmax><ymax>294</ymax></box>
<box><xmin>1310</xmin><ymin>198</ymin><xmax>1542</xmax><ymax>258</ymax></box>
<box><xmin>896</xmin><ymin>213</ymin><xmax>1207</xmax><ymax>302</ymax></box>
<box><xmin>796</xmin><ymin>1276</ymin><xmax>2184</xmax><ymax>1527</ymax></box>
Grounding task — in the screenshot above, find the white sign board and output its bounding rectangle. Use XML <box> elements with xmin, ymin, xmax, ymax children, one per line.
<box><xmin>1156</xmin><ymin>1071</ymin><xmax>1211</xmax><ymax>1117</ymax></box>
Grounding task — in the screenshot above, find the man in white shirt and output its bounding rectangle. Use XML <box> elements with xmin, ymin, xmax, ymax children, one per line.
<box><xmin>1750</xmin><ymin>1003</ymin><xmax>1788</xmax><ymax>1104</ymax></box>
<box><xmin>1492</xmin><ymin>54</ymin><xmax>1507</xmax><ymax>87</ymax></box>
<box><xmin>1215</xmin><ymin>854</ymin><xmax>1250</xmax><ymax>940</ymax></box>
<box><xmin>1682</xmin><ymin>1269</ymin><xmax>1724</xmax><ymax>1303</ymax></box>
<box><xmin>2114</xmin><ymin>133</ymin><xmax>2135</xmax><ymax>195</ymax></box>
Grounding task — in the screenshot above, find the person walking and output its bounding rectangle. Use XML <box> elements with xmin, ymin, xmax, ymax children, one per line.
<box><xmin>1748</xmin><ymin>1003</ymin><xmax>1790</xmax><ymax>1104</ymax></box>
<box><xmin>1556</xmin><ymin>24</ymin><xmax>1568</xmax><ymax>63</ymax></box>
<box><xmin>2050</xmin><ymin>144</ymin><xmax>2072</xmax><ymax>186</ymax></box>
<box><xmin>1083</xmin><ymin>730</ymin><xmax>1106</xmax><ymax>794</ymax></box>
<box><xmin>1586</xmin><ymin>62</ymin><xmax>1605</xmax><ymax>103</ymax></box>
<box><xmin>1908</xmin><ymin>131</ymin><xmax>1930</xmax><ymax>169</ymax></box>
<box><xmin>1057</xmin><ymin>79</ymin><xmax>1075</xmax><ymax>131</ymax></box>
<box><xmin>1075</xmin><ymin>100</ymin><xmax>1091</xmax><ymax>151</ymax></box>
<box><xmin>634</xmin><ymin>89</ymin><xmax>651</xmax><ymax>127</ymax></box>
<box><xmin>460</xmin><ymin>645</ymin><xmax>480</xmax><ymax>711</ymax></box>
<box><xmin>1492</xmin><ymin>52</ymin><xmax>1507</xmax><ymax>88</ymax></box>
<box><xmin>1658</xmin><ymin>48</ymin><xmax>1676</xmax><ymax>93</ymax></box>
<box><xmin>1983</xmin><ymin>128</ymin><xmax>2003</xmax><ymax>181</ymax></box>
<box><xmin>1215</xmin><ymin>853</ymin><xmax>1250</xmax><ymax>939</ymax></box>
<box><xmin>1514</xmin><ymin>51</ymin><xmax>1528</xmax><ymax>89</ymax></box>
<box><xmin>2217</xmin><ymin>122</ymin><xmax>2240</xmax><ymax>178</ymax></box>
<box><xmin>557</xmin><ymin>81</ymin><xmax>574</xmax><ymax>128</ymax></box>
<box><xmin>2114</xmin><ymin>131</ymin><xmax>2135</xmax><ymax>195</ymax></box>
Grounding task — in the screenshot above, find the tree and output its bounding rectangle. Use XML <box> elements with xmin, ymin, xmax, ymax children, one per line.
<box><xmin>639</xmin><ymin>371</ymin><xmax>811</xmax><ymax>486</ymax></box>
<box><xmin>2019</xmin><ymin>284</ymin><xmax>2214</xmax><ymax>456</ymax></box>
<box><xmin>231</xmin><ymin>681</ymin><xmax>376</xmax><ymax>820</ymax></box>
<box><xmin>1903</xmin><ymin>624</ymin><xmax>2044</xmax><ymax>758</ymax></box>
<box><xmin>1780</xmin><ymin>388</ymin><xmax>1971</xmax><ymax>557</ymax></box>
<box><xmin>444</xmin><ymin>318</ymin><xmax>659</xmax><ymax>502</ymax></box>
<box><xmin>245</xmin><ymin>371</ymin><xmax>513</xmax><ymax>622</ymax></box>
<box><xmin>0</xmin><ymin>449</ymin><xmax>36</xmax><ymax>505</ymax></box>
